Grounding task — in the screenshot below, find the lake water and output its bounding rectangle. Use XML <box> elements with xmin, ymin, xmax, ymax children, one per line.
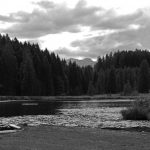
<box><xmin>0</xmin><ymin>100</ymin><xmax>150</xmax><ymax>129</ymax></box>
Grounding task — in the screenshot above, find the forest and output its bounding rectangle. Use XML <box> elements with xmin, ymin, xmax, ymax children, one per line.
<box><xmin>0</xmin><ymin>34</ymin><xmax>149</xmax><ymax>96</ymax></box>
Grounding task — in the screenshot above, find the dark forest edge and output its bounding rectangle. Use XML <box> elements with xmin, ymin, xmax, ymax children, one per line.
<box><xmin>0</xmin><ymin>34</ymin><xmax>150</xmax><ymax>96</ymax></box>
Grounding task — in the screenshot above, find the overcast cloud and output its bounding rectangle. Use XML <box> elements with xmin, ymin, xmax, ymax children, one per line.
<box><xmin>0</xmin><ymin>0</ymin><xmax>150</xmax><ymax>59</ymax></box>
<box><xmin>1</xmin><ymin>0</ymin><xmax>101</xmax><ymax>38</ymax></box>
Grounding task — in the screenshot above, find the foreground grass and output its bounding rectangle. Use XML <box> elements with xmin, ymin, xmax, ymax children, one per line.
<box><xmin>0</xmin><ymin>126</ymin><xmax>150</xmax><ymax>150</ymax></box>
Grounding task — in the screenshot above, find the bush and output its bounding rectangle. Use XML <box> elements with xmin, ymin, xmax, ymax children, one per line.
<box><xmin>121</xmin><ymin>99</ymin><xmax>150</xmax><ymax>120</ymax></box>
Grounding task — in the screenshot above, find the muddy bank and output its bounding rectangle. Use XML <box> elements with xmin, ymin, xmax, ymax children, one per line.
<box><xmin>0</xmin><ymin>126</ymin><xmax>150</xmax><ymax>150</ymax></box>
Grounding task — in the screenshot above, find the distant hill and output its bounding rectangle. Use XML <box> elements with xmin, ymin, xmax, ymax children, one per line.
<box><xmin>67</xmin><ymin>58</ymin><xmax>96</xmax><ymax>67</ymax></box>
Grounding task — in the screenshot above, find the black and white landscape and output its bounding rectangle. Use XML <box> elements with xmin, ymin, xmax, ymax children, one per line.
<box><xmin>0</xmin><ymin>0</ymin><xmax>150</xmax><ymax>150</ymax></box>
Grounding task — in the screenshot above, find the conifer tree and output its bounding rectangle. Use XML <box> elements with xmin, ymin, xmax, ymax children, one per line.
<box><xmin>87</xmin><ymin>81</ymin><xmax>95</xmax><ymax>96</ymax></box>
<box><xmin>20</xmin><ymin>49</ymin><xmax>39</xmax><ymax>95</ymax></box>
<box><xmin>138</xmin><ymin>59</ymin><xmax>149</xmax><ymax>93</ymax></box>
<box><xmin>123</xmin><ymin>81</ymin><xmax>132</xmax><ymax>95</ymax></box>
<box><xmin>107</xmin><ymin>67</ymin><xmax>116</xmax><ymax>94</ymax></box>
<box><xmin>0</xmin><ymin>42</ymin><xmax>18</xmax><ymax>95</ymax></box>
<box><xmin>96</xmin><ymin>70</ymin><xmax>105</xmax><ymax>94</ymax></box>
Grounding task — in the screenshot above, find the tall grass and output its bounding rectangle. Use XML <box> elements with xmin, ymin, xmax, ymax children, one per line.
<box><xmin>121</xmin><ymin>99</ymin><xmax>150</xmax><ymax>120</ymax></box>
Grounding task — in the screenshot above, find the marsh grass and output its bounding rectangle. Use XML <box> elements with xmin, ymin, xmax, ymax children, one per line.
<box><xmin>121</xmin><ymin>99</ymin><xmax>150</xmax><ymax>120</ymax></box>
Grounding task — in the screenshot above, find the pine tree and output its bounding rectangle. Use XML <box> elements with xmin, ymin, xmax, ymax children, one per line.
<box><xmin>123</xmin><ymin>81</ymin><xmax>132</xmax><ymax>96</ymax></box>
<box><xmin>87</xmin><ymin>81</ymin><xmax>95</xmax><ymax>96</ymax></box>
<box><xmin>82</xmin><ymin>66</ymin><xmax>93</xmax><ymax>94</ymax></box>
<box><xmin>42</xmin><ymin>54</ymin><xmax>54</xmax><ymax>95</ymax></box>
<box><xmin>96</xmin><ymin>70</ymin><xmax>105</xmax><ymax>94</ymax></box>
<box><xmin>107</xmin><ymin>67</ymin><xmax>116</xmax><ymax>94</ymax></box>
<box><xmin>0</xmin><ymin>42</ymin><xmax>18</xmax><ymax>95</ymax></box>
<box><xmin>116</xmin><ymin>69</ymin><xmax>123</xmax><ymax>93</ymax></box>
<box><xmin>20</xmin><ymin>49</ymin><xmax>40</xmax><ymax>96</ymax></box>
<box><xmin>138</xmin><ymin>59</ymin><xmax>149</xmax><ymax>93</ymax></box>
<box><xmin>55</xmin><ymin>76</ymin><xmax>65</xmax><ymax>95</ymax></box>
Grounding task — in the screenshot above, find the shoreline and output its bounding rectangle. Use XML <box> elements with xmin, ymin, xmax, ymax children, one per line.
<box><xmin>0</xmin><ymin>94</ymin><xmax>146</xmax><ymax>102</ymax></box>
<box><xmin>0</xmin><ymin>125</ymin><xmax>150</xmax><ymax>150</ymax></box>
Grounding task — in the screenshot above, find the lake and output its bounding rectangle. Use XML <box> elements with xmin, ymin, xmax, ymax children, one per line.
<box><xmin>0</xmin><ymin>99</ymin><xmax>150</xmax><ymax>129</ymax></box>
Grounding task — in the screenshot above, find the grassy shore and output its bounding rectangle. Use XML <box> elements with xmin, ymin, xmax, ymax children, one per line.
<box><xmin>0</xmin><ymin>93</ymin><xmax>150</xmax><ymax>102</ymax></box>
<box><xmin>0</xmin><ymin>126</ymin><xmax>150</xmax><ymax>150</ymax></box>
<box><xmin>0</xmin><ymin>93</ymin><xmax>145</xmax><ymax>101</ymax></box>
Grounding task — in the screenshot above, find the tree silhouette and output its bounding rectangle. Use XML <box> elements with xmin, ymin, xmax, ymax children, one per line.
<box><xmin>138</xmin><ymin>59</ymin><xmax>149</xmax><ymax>93</ymax></box>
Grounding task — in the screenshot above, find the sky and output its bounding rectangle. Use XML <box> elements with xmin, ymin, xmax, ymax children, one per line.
<box><xmin>0</xmin><ymin>0</ymin><xmax>150</xmax><ymax>60</ymax></box>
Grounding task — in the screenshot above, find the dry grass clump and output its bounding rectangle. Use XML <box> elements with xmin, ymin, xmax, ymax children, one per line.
<box><xmin>121</xmin><ymin>99</ymin><xmax>150</xmax><ymax>120</ymax></box>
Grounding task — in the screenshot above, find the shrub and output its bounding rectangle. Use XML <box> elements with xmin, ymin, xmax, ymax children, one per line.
<box><xmin>121</xmin><ymin>99</ymin><xmax>150</xmax><ymax>120</ymax></box>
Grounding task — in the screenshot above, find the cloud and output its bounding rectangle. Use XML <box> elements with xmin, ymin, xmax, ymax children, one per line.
<box><xmin>0</xmin><ymin>0</ymin><xmax>144</xmax><ymax>38</ymax></box>
<box><xmin>55</xmin><ymin>47</ymin><xmax>98</xmax><ymax>58</ymax></box>
<box><xmin>0</xmin><ymin>0</ymin><xmax>102</xmax><ymax>38</ymax></box>
<box><xmin>69</xmin><ymin>17</ymin><xmax>150</xmax><ymax>58</ymax></box>
<box><xmin>56</xmin><ymin>8</ymin><xmax>150</xmax><ymax>59</ymax></box>
<box><xmin>35</xmin><ymin>1</ymin><xmax>56</xmax><ymax>9</ymax></box>
<box><xmin>91</xmin><ymin>9</ymin><xmax>143</xmax><ymax>30</ymax></box>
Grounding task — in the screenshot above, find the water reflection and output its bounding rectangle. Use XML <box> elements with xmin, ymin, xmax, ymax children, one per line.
<box><xmin>0</xmin><ymin>99</ymin><xmax>133</xmax><ymax>117</ymax></box>
<box><xmin>0</xmin><ymin>101</ymin><xmax>61</xmax><ymax>117</ymax></box>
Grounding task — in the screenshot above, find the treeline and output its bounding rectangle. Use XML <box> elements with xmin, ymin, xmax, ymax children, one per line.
<box><xmin>0</xmin><ymin>34</ymin><xmax>150</xmax><ymax>96</ymax></box>
<box><xmin>0</xmin><ymin>34</ymin><xmax>93</xmax><ymax>96</ymax></box>
<box><xmin>93</xmin><ymin>51</ymin><xmax>150</xmax><ymax>95</ymax></box>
